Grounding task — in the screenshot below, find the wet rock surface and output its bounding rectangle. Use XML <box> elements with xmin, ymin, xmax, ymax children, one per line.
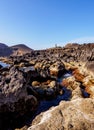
<box><xmin>0</xmin><ymin>43</ymin><xmax>94</xmax><ymax>130</ymax></box>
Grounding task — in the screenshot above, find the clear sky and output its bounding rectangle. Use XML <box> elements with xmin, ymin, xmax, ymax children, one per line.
<box><xmin>0</xmin><ymin>0</ymin><xmax>94</xmax><ymax>49</ymax></box>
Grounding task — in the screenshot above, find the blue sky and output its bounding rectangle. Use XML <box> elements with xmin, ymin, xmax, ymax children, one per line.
<box><xmin>0</xmin><ymin>0</ymin><xmax>94</xmax><ymax>49</ymax></box>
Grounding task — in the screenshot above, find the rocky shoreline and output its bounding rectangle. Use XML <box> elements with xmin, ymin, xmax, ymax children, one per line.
<box><xmin>0</xmin><ymin>43</ymin><xmax>94</xmax><ymax>130</ymax></box>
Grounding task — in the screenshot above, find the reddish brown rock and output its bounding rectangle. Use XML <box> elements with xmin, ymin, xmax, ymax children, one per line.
<box><xmin>73</xmin><ymin>69</ymin><xmax>85</xmax><ymax>82</ymax></box>
<box><xmin>62</xmin><ymin>76</ymin><xmax>81</xmax><ymax>90</ymax></box>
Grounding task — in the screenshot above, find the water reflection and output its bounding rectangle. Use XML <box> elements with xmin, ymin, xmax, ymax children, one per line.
<box><xmin>0</xmin><ymin>61</ymin><xmax>10</xmax><ymax>68</ymax></box>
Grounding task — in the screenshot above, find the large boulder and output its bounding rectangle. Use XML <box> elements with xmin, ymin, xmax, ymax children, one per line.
<box><xmin>28</xmin><ymin>98</ymin><xmax>94</xmax><ymax>130</ymax></box>
<box><xmin>0</xmin><ymin>66</ymin><xmax>38</xmax><ymax>129</ymax></box>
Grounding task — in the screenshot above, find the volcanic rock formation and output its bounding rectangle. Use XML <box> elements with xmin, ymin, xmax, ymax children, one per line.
<box><xmin>0</xmin><ymin>43</ymin><xmax>94</xmax><ymax>130</ymax></box>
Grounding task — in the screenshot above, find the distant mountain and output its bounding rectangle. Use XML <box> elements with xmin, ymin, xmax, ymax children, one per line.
<box><xmin>0</xmin><ymin>43</ymin><xmax>12</xmax><ymax>56</ymax></box>
<box><xmin>0</xmin><ymin>43</ymin><xmax>8</xmax><ymax>48</ymax></box>
<box><xmin>10</xmin><ymin>44</ymin><xmax>33</xmax><ymax>56</ymax></box>
<box><xmin>0</xmin><ymin>43</ymin><xmax>33</xmax><ymax>57</ymax></box>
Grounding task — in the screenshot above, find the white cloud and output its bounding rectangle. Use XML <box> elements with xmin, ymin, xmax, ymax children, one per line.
<box><xmin>66</xmin><ymin>36</ymin><xmax>94</xmax><ymax>44</ymax></box>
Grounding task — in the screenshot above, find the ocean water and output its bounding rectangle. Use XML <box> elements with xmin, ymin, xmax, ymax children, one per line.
<box><xmin>0</xmin><ymin>61</ymin><xmax>10</xmax><ymax>67</ymax></box>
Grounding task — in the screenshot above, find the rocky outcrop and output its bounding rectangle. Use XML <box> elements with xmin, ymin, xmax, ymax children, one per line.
<box><xmin>6</xmin><ymin>43</ymin><xmax>94</xmax><ymax>73</ymax></box>
<box><xmin>33</xmin><ymin>43</ymin><xmax>94</xmax><ymax>72</ymax></box>
<box><xmin>0</xmin><ymin>66</ymin><xmax>38</xmax><ymax>129</ymax></box>
<box><xmin>18</xmin><ymin>61</ymin><xmax>93</xmax><ymax>130</ymax></box>
<box><xmin>63</xmin><ymin>62</ymin><xmax>94</xmax><ymax>98</ymax></box>
<box><xmin>14</xmin><ymin>61</ymin><xmax>94</xmax><ymax>130</ymax></box>
<box><xmin>0</xmin><ymin>66</ymin><xmax>38</xmax><ymax>113</ymax></box>
<box><xmin>28</xmin><ymin>98</ymin><xmax>94</xmax><ymax>130</ymax></box>
<box><xmin>0</xmin><ymin>60</ymin><xmax>66</xmax><ymax>129</ymax></box>
<box><xmin>0</xmin><ymin>43</ymin><xmax>94</xmax><ymax>130</ymax></box>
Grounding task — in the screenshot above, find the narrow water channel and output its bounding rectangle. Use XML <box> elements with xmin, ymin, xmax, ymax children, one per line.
<box><xmin>26</xmin><ymin>72</ymin><xmax>72</xmax><ymax>126</ymax></box>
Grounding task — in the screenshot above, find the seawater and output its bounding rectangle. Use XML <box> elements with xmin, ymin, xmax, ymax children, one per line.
<box><xmin>0</xmin><ymin>61</ymin><xmax>10</xmax><ymax>67</ymax></box>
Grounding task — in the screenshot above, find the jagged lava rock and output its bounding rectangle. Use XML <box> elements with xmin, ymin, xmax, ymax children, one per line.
<box><xmin>0</xmin><ymin>66</ymin><xmax>38</xmax><ymax>114</ymax></box>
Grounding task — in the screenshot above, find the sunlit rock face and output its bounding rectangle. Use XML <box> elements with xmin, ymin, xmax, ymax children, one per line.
<box><xmin>28</xmin><ymin>98</ymin><xmax>94</xmax><ymax>130</ymax></box>
<box><xmin>72</xmin><ymin>67</ymin><xmax>94</xmax><ymax>98</ymax></box>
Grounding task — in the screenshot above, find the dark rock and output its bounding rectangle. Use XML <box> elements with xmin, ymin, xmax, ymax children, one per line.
<box><xmin>0</xmin><ymin>64</ymin><xmax>2</xmax><ymax>69</ymax></box>
<box><xmin>0</xmin><ymin>66</ymin><xmax>38</xmax><ymax>129</ymax></box>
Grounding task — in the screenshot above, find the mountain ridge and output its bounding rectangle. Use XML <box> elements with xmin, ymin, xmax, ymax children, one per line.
<box><xmin>0</xmin><ymin>43</ymin><xmax>33</xmax><ymax>56</ymax></box>
<box><xmin>11</xmin><ymin>44</ymin><xmax>33</xmax><ymax>56</ymax></box>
